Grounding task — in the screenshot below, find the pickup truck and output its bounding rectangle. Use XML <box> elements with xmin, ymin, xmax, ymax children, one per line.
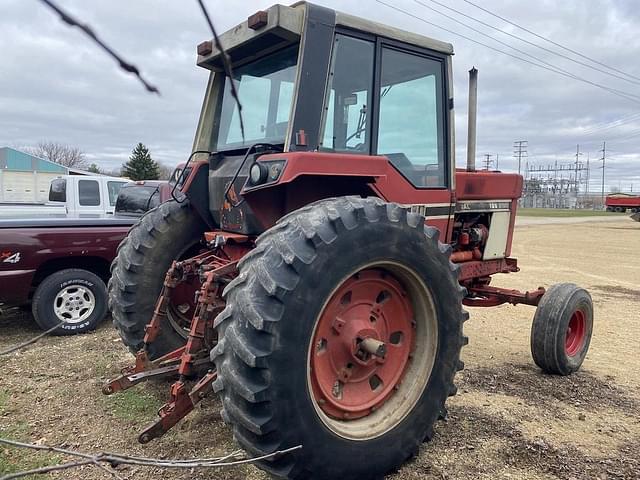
<box><xmin>0</xmin><ymin>175</ymin><xmax>127</xmax><ymax>217</ymax></box>
<box><xmin>0</xmin><ymin>215</ymin><xmax>136</xmax><ymax>334</ymax></box>
<box><xmin>0</xmin><ymin>160</ymin><xmax>209</xmax><ymax>335</ymax></box>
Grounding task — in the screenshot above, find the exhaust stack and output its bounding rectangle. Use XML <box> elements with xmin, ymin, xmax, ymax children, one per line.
<box><xmin>467</xmin><ymin>67</ymin><xmax>478</xmax><ymax>172</ymax></box>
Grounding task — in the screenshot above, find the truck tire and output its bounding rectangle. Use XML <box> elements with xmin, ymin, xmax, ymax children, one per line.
<box><xmin>109</xmin><ymin>200</ymin><xmax>206</xmax><ymax>358</ymax></box>
<box><xmin>32</xmin><ymin>268</ymin><xmax>108</xmax><ymax>335</ymax></box>
<box><xmin>530</xmin><ymin>283</ymin><xmax>593</xmax><ymax>375</ymax></box>
<box><xmin>212</xmin><ymin>197</ymin><xmax>467</xmax><ymax>479</ymax></box>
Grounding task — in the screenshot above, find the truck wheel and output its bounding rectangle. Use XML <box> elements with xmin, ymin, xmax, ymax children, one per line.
<box><xmin>530</xmin><ymin>283</ymin><xmax>593</xmax><ymax>375</ymax></box>
<box><xmin>32</xmin><ymin>268</ymin><xmax>108</xmax><ymax>335</ymax></box>
<box><xmin>615</xmin><ymin>207</ymin><xmax>624</xmax><ymax>212</ymax></box>
<box><xmin>109</xmin><ymin>200</ymin><xmax>206</xmax><ymax>358</ymax></box>
<box><xmin>212</xmin><ymin>197</ymin><xmax>467</xmax><ymax>479</ymax></box>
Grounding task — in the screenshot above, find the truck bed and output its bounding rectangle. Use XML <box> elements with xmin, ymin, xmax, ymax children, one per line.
<box><xmin>0</xmin><ymin>215</ymin><xmax>136</xmax><ymax>306</ymax></box>
<box><xmin>0</xmin><ymin>215</ymin><xmax>137</xmax><ymax>229</ymax></box>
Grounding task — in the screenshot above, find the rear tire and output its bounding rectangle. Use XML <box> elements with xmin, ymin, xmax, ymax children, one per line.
<box><xmin>530</xmin><ymin>283</ymin><xmax>593</xmax><ymax>375</ymax></box>
<box><xmin>32</xmin><ymin>268</ymin><xmax>107</xmax><ymax>335</ymax></box>
<box><xmin>109</xmin><ymin>200</ymin><xmax>206</xmax><ymax>358</ymax></box>
<box><xmin>212</xmin><ymin>197</ymin><xmax>467</xmax><ymax>479</ymax></box>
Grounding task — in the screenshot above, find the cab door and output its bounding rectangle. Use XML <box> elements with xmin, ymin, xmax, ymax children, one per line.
<box><xmin>319</xmin><ymin>32</ymin><xmax>453</xmax><ymax>235</ymax></box>
<box><xmin>372</xmin><ymin>41</ymin><xmax>453</xmax><ymax>235</ymax></box>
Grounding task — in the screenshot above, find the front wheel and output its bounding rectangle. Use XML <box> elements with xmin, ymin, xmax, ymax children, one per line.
<box><xmin>212</xmin><ymin>197</ymin><xmax>467</xmax><ymax>479</ymax></box>
<box><xmin>530</xmin><ymin>283</ymin><xmax>593</xmax><ymax>375</ymax></box>
<box><xmin>32</xmin><ymin>268</ymin><xmax>108</xmax><ymax>335</ymax></box>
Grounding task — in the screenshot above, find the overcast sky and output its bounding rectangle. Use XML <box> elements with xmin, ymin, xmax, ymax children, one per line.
<box><xmin>2</xmin><ymin>0</ymin><xmax>639</xmax><ymax>192</ymax></box>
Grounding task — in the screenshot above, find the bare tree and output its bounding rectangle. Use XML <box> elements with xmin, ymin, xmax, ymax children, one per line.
<box><xmin>158</xmin><ymin>163</ymin><xmax>175</xmax><ymax>180</ymax></box>
<box><xmin>25</xmin><ymin>141</ymin><xmax>87</xmax><ymax>169</ymax></box>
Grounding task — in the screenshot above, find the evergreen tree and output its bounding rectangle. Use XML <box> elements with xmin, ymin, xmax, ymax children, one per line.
<box><xmin>121</xmin><ymin>143</ymin><xmax>160</xmax><ymax>180</ymax></box>
<box><xmin>87</xmin><ymin>163</ymin><xmax>101</xmax><ymax>174</ymax></box>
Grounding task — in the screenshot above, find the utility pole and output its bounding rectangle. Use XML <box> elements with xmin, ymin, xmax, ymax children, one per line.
<box><xmin>574</xmin><ymin>144</ymin><xmax>582</xmax><ymax>206</ymax></box>
<box><xmin>586</xmin><ymin>152</ymin><xmax>591</xmax><ymax>208</ymax></box>
<box><xmin>483</xmin><ymin>154</ymin><xmax>493</xmax><ymax>170</ymax></box>
<box><xmin>600</xmin><ymin>141</ymin><xmax>606</xmax><ymax>210</ymax></box>
<box><xmin>495</xmin><ymin>154</ymin><xmax>499</xmax><ymax>170</ymax></box>
<box><xmin>513</xmin><ymin>140</ymin><xmax>528</xmax><ymax>176</ymax></box>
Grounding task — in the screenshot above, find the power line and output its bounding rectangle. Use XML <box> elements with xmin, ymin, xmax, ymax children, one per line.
<box><xmin>577</xmin><ymin>112</ymin><xmax>640</xmax><ymax>137</ymax></box>
<box><xmin>408</xmin><ymin>0</ymin><xmax>640</xmax><ymax>102</ymax></box>
<box><xmin>416</xmin><ymin>0</ymin><xmax>640</xmax><ymax>87</ymax></box>
<box><xmin>460</xmin><ymin>0</ymin><xmax>640</xmax><ymax>83</ymax></box>
<box><xmin>374</xmin><ymin>0</ymin><xmax>640</xmax><ymax>105</ymax></box>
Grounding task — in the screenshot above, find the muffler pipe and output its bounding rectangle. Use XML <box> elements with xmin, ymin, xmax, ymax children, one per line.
<box><xmin>467</xmin><ymin>67</ymin><xmax>478</xmax><ymax>172</ymax></box>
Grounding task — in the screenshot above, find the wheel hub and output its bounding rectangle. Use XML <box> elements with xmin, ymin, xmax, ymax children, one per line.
<box><xmin>310</xmin><ymin>269</ymin><xmax>415</xmax><ymax>420</ymax></box>
<box><xmin>54</xmin><ymin>285</ymin><xmax>95</xmax><ymax>324</ymax></box>
<box><xmin>565</xmin><ymin>309</ymin><xmax>586</xmax><ymax>356</ymax></box>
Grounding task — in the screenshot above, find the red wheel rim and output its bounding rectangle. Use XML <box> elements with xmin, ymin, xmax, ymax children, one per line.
<box><xmin>309</xmin><ymin>268</ymin><xmax>416</xmax><ymax>420</ymax></box>
<box><xmin>168</xmin><ymin>278</ymin><xmax>199</xmax><ymax>333</ymax></box>
<box><xmin>565</xmin><ymin>309</ymin><xmax>586</xmax><ymax>356</ymax></box>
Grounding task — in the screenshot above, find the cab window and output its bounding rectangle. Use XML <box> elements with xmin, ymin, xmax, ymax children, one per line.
<box><xmin>320</xmin><ymin>34</ymin><xmax>375</xmax><ymax>153</ymax></box>
<box><xmin>377</xmin><ymin>47</ymin><xmax>446</xmax><ymax>187</ymax></box>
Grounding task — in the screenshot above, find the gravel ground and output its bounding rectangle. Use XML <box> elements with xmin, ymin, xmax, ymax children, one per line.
<box><xmin>1</xmin><ymin>219</ymin><xmax>638</xmax><ymax>479</ymax></box>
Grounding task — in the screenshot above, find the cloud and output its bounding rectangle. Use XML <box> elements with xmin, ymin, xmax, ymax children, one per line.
<box><xmin>1</xmin><ymin>0</ymin><xmax>638</xmax><ymax>191</ymax></box>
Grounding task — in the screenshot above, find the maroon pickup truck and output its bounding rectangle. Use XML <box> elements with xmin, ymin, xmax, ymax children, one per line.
<box><xmin>0</xmin><ymin>160</ymin><xmax>209</xmax><ymax>335</ymax></box>
<box><xmin>0</xmin><ymin>216</ymin><xmax>136</xmax><ymax>334</ymax></box>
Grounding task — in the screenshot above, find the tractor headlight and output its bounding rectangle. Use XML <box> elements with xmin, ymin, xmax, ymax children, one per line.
<box><xmin>249</xmin><ymin>162</ymin><xmax>268</xmax><ymax>185</ymax></box>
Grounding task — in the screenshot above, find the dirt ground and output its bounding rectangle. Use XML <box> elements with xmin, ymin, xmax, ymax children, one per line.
<box><xmin>1</xmin><ymin>219</ymin><xmax>638</xmax><ymax>479</ymax></box>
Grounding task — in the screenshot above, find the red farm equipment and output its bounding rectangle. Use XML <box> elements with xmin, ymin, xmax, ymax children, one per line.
<box><xmin>105</xmin><ymin>3</ymin><xmax>594</xmax><ymax>478</ymax></box>
<box><xmin>606</xmin><ymin>193</ymin><xmax>640</xmax><ymax>221</ymax></box>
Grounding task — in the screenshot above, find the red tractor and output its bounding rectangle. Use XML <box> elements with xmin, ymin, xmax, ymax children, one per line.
<box><xmin>106</xmin><ymin>3</ymin><xmax>594</xmax><ymax>478</ymax></box>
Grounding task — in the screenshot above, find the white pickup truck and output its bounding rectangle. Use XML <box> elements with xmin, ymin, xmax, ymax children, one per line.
<box><xmin>0</xmin><ymin>175</ymin><xmax>127</xmax><ymax>217</ymax></box>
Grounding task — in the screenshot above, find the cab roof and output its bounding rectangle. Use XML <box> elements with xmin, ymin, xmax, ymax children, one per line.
<box><xmin>197</xmin><ymin>2</ymin><xmax>453</xmax><ymax>71</ymax></box>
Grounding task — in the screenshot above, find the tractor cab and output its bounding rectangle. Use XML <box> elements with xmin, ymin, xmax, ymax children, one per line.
<box><xmin>192</xmin><ymin>2</ymin><xmax>455</xmax><ymax>235</ymax></box>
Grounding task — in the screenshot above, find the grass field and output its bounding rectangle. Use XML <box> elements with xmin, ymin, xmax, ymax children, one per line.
<box><xmin>517</xmin><ymin>208</ymin><xmax>625</xmax><ymax>217</ymax></box>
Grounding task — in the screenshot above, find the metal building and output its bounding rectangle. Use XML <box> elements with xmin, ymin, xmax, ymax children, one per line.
<box><xmin>0</xmin><ymin>147</ymin><xmax>70</xmax><ymax>203</ymax></box>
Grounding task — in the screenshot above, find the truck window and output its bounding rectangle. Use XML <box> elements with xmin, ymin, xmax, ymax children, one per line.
<box><xmin>78</xmin><ymin>180</ymin><xmax>101</xmax><ymax>206</ymax></box>
<box><xmin>107</xmin><ymin>181</ymin><xmax>126</xmax><ymax>206</ymax></box>
<box><xmin>49</xmin><ymin>178</ymin><xmax>67</xmax><ymax>202</ymax></box>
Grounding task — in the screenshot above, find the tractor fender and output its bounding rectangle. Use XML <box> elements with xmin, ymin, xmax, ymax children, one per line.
<box><xmin>242</xmin><ymin>151</ymin><xmax>390</xmax><ymax>194</ymax></box>
<box><xmin>240</xmin><ymin>151</ymin><xmax>390</xmax><ymax>230</ymax></box>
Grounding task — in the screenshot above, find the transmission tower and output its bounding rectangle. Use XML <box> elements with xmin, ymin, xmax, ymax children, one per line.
<box><xmin>483</xmin><ymin>154</ymin><xmax>493</xmax><ymax>170</ymax></box>
<box><xmin>513</xmin><ymin>140</ymin><xmax>528</xmax><ymax>176</ymax></box>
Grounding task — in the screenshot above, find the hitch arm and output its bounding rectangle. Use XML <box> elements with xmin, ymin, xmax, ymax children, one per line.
<box><xmin>464</xmin><ymin>285</ymin><xmax>545</xmax><ymax>308</ymax></box>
